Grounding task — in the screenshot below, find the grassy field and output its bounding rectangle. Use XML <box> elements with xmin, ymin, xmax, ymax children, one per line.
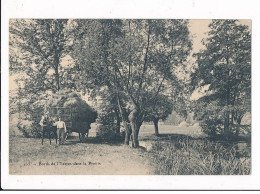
<box><xmin>9</xmin><ymin>124</ymin><xmax>251</xmax><ymax>175</ymax></box>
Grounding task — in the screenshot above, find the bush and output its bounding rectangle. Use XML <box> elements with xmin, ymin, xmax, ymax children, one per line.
<box><xmin>17</xmin><ymin>120</ymin><xmax>46</xmax><ymax>138</ymax></box>
<box><xmin>17</xmin><ymin>123</ymin><xmax>30</xmax><ymax>138</ymax></box>
<box><xmin>96</xmin><ymin>124</ymin><xmax>123</xmax><ymax>141</ymax></box>
<box><xmin>200</xmin><ymin>117</ymin><xmax>223</xmax><ymax>136</ymax></box>
<box><xmin>150</xmin><ymin>137</ymin><xmax>251</xmax><ymax>175</ymax></box>
<box><xmin>17</xmin><ymin>120</ymin><xmax>33</xmax><ymax>137</ymax></box>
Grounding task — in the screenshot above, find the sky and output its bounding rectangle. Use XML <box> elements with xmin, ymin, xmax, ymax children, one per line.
<box><xmin>189</xmin><ymin>19</ymin><xmax>211</xmax><ymax>53</ymax></box>
<box><xmin>189</xmin><ymin>19</ymin><xmax>251</xmax><ymax>53</ymax></box>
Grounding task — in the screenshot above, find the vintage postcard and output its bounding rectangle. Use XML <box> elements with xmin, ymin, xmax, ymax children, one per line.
<box><xmin>8</xmin><ymin>18</ymin><xmax>251</xmax><ymax>176</ymax></box>
<box><xmin>2</xmin><ymin>0</ymin><xmax>260</xmax><ymax>191</ymax></box>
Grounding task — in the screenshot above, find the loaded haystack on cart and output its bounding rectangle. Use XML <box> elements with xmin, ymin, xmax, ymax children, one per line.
<box><xmin>41</xmin><ymin>91</ymin><xmax>97</xmax><ymax>144</ymax></box>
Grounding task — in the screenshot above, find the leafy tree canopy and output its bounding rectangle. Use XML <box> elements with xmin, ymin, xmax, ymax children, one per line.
<box><xmin>191</xmin><ymin>20</ymin><xmax>251</xmax><ymax>135</ymax></box>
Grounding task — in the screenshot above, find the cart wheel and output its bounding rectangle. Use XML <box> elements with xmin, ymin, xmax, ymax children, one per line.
<box><xmin>79</xmin><ymin>132</ymin><xmax>88</xmax><ymax>142</ymax></box>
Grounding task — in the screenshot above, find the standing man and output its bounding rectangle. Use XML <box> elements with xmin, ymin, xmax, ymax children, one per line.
<box><xmin>54</xmin><ymin>117</ymin><xmax>67</xmax><ymax>145</ymax></box>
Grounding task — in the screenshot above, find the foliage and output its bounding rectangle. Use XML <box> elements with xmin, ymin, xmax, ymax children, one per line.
<box><xmin>163</xmin><ymin>111</ymin><xmax>185</xmax><ymax>125</ymax></box>
<box><xmin>17</xmin><ymin>120</ymin><xmax>31</xmax><ymax>137</ymax></box>
<box><xmin>9</xmin><ymin>19</ymin><xmax>79</xmax><ymax>137</ymax></box>
<box><xmin>96</xmin><ymin>124</ymin><xmax>124</xmax><ymax>141</ymax></box>
<box><xmin>9</xmin><ymin>19</ymin><xmax>75</xmax><ymax>92</ymax></box>
<box><xmin>10</xmin><ymin>19</ymin><xmax>192</xmax><ymax>146</ymax></box>
<box><xmin>150</xmin><ymin>137</ymin><xmax>251</xmax><ymax>175</ymax></box>
<box><xmin>71</xmin><ymin>19</ymin><xmax>192</xmax><ymax>147</ymax></box>
<box><xmin>191</xmin><ymin>20</ymin><xmax>251</xmax><ymax>136</ymax></box>
<box><xmin>144</xmin><ymin>94</ymin><xmax>173</xmax><ymax>135</ymax></box>
<box><xmin>90</xmin><ymin>87</ymin><xmax>126</xmax><ymax>125</ymax></box>
<box><xmin>144</xmin><ymin>94</ymin><xmax>173</xmax><ymax>122</ymax></box>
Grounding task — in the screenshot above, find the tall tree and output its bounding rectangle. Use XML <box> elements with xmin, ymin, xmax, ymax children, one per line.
<box><xmin>9</xmin><ymin>19</ymin><xmax>75</xmax><ymax>133</ymax></box>
<box><xmin>72</xmin><ymin>19</ymin><xmax>192</xmax><ymax>147</ymax></box>
<box><xmin>9</xmin><ymin>19</ymin><xmax>73</xmax><ymax>93</ymax></box>
<box><xmin>144</xmin><ymin>94</ymin><xmax>173</xmax><ymax>136</ymax></box>
<box><xmin>192</xmin><ymin>20</ymin><xmax>251</xmax><ymax>135</ymax></box>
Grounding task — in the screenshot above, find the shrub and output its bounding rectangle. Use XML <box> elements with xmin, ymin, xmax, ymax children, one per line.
<box><xmin>96</xmin><ymin>124</ymin><xmax>123</xmax><ymax>141</ymax></box>
<box><xmin>17</xmin><ymin>119</ymin><xmax>48</xmax><ymax>138</ymax></box>
<box><xmin>200</xmin><ymin>117</ymin><xmax>223</xmax><ymax>136</ymax></box>
<box><xmin>17</xmin><ymin>120</ymin><xmax>34</xmax><ymax>137</ymax></box>
<box><xmin>17</xmin><ymin>122</ymin><xmax>30</xmax><ymax>138</ymax></box>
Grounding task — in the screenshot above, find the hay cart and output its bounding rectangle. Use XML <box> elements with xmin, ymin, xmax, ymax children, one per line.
<box><xmin>47</xmin><ymin>106</ymin><xmax>91</xmax><ymax>142</ymax></box>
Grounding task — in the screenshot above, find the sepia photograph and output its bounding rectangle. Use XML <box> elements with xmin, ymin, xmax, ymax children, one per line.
<box><xmin>2</xmin><ymin>0</ymin><xmax>260</xmax><ymax>191</ymax></box>
<box><xmin>8</xmin><ymin>19</ymin><xmax>251</xmax><ymax>175</ymax></box>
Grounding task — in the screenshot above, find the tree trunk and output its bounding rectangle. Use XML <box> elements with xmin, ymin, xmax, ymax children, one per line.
<box><xmin>224</xmin><ymin>56</ymin><xmax>231</xmax><ymax>135</ymax></box>
<box><xmin>115</xmin><ymin>91</ymin><xmax>132</xmax><ymax>145</ymax></box>
<box><xmin>54</xmin><ymin>55</ymin><xmax>60</xmax><ymax>91</ymax></box>
<box><xmin>224</xmin><ymin>113</ymin><xmax>230</xmax><ymax>135</ymax></box>
<box><xmin>130</xmin><ymin>120</ymin><xmax>140</xmax><ymax>148</ymax></box>
<box><xmin>235</xmin><ymin>115</ymin><xmax>242</xmax><ymax>136</ymax></box>
<box><xmin>114</xmin><ymin>108</ymin><xmax>121</xmax><ymax>136</ymax></box>
<box><xmin>224</xmin><ymin>89</ymin><xmax>231</xmax><ymax>135</ymax></box>
<box><xmin>153</xmin><ymin>118</ymin><xmax>159</xmax><ymax>136</ymax></box>
<box><xmin>55</xmin><ymin>67</ymin><xmax>60</xmax><ymax>91</ymax></box>
<box><xmin>237</xmin><ymin>117</ymin><xmax>242</xmax><ymax>125</ymax></box>
<box><xmin>235</xmin><ymin>126</ymin><xmax>240</xmax><ymax>136</ymax></box>
<box><xmin>124</xmin><ymin>124</ymin><xmax>131</xmax><ymax>145</ymax></box>
<box><xmin>129</xmin><ymin>107</ymin><xmax>142</xmax><ymax>148</ymax></box>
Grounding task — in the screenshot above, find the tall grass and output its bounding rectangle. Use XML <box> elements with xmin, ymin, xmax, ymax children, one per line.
<box><xmin>150</xmin><ymin>137</ymin><xmax>251</xmax><ymax>175</ymax></box>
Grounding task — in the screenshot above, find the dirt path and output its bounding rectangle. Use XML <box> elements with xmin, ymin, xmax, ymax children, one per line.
<box><xmin>9</xmin><ymin>136</ymin><xmax>154</xmax><ymax>175</ymax></box>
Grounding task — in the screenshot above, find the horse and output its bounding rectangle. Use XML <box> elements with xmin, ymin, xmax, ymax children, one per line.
<box><xmin>41</xmin><ymin>116</ymin><xmax>58</xmax><ymax>145</ymax></box>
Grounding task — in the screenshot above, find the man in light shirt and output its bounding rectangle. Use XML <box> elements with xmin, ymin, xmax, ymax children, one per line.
<box><xmin>54</xmin><ymin>117</ymin><xmax>67</xmax><ymax>145</ymax></box>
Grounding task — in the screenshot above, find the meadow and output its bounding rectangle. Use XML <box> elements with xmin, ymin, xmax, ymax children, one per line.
<box><xmin>9</xmin><ymin>123</ymin><xmax>251</xmax><ymax>175</ymax></box>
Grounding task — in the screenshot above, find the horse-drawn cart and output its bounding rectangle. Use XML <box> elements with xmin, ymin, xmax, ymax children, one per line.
<box><xmin>42</xmin><ymin>106</ymin><xmax>91</xmax><ymax>144</ymax></box>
